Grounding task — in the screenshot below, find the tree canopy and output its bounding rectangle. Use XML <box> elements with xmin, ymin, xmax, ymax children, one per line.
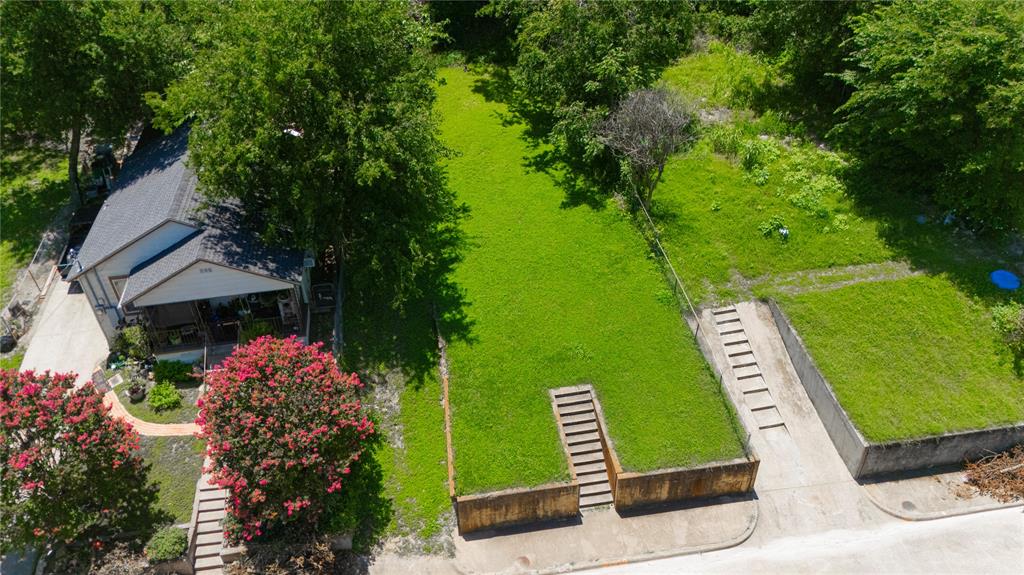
<box><xmin>152</xmin><ymin>0</ymin><xmax>462</xmax><ymax>353</ymax></box>
<box><xmin>1</xmin><ymin>370</ymin><xmax>162</xmax><ymax>553</ymax></box>
<box><xmin>833</xmin><ymin>0</ymin><xmax>1024</xmax><ymax>231</ymax></box>
<box><xmin>0</xmin><ymin>0</ymin><xmax>185</xmax><ymax>200</ymax></box>
<box><xmin>501</xmin><ymin>0</ymin><xmax>696</xmax><ymax>169</ymax></box>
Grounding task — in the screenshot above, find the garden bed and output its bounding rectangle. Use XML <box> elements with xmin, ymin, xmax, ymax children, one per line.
<box><xmin>438</xmin><ymin>68</ymin><xmax>747</xmax><ymax>496</ymax></box>
<box><xmin>113</xmin><ymin>378</ymin><xmax>201</xmax><ymax>425</ymax></box>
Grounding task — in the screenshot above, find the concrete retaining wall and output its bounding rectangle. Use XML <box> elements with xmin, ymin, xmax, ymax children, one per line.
<box><xmin>769</xmin><ymin>299</ymin><xmax>1024</xmax><ymax>478</ymax></box>
<box><xmin>613</xmin><ymin>457</ymin><xmax>759</xmax><ymax>511</ymax></box>
<box><xmin>454</xmin><ymin>482</ymin><xmax>580</xmax><ymax>534</ymax></box>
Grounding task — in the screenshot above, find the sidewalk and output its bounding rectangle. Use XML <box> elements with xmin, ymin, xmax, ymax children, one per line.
<box><xmin>19</xmin><ymin>279</ymin><xmax>108</xmax><ymax>388</ymax></box>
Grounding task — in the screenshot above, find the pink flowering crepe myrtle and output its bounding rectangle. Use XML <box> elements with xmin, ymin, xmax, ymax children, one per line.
<box><xmin>1</xmin><ymin>369</ymin><xmax>148</xmax><ymax>552</ymax></box>
<box><xmin>197</xmin><ymin>336</ymin><xmax>375</xmax><ymax>542</ymax></box>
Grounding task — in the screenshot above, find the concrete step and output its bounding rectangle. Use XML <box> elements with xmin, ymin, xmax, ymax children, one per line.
<box><xmin>553</xmin><ymin>387</ymin><xmax>590</xmax><ymax>400</ymax></box>
<box><xmin>194</xmin><ymin>555</ymin><xmax>224</xmax><ymax>570</ymax></box>
<box><xmin>556</xmin><ymin>393</ymin><xmax>592</xmax><ymax>407</ymax></box>
<box><xmin>577</xmin><ymin>470</ymin><xmax>609</xmax><ymax>486</ymax></box>
<box><xmin>199</xmin><ymin>489</ymin><xmax>228</xmax><ymax>500</ymax></box>
<box><xmin>727</xmin><ymin>343</ymin><xmax>754</xmax><ymax>356</ymax></box>
<box><xmin>563</xmin><ymin>421</ymin><xmax>598</xmax><ymax>435</ymax></box>
<box><xmin>194</xmin><ymin>567</ymin><xmax>224</xmax><ymax>575</ymax></box>
<box><xmin>740</xmin><ymin>375</ymin><xmax>769</xmax><ymax>393</ymax></box>
<box><xmin>712</xmin><ymin>307</ymin><xmax>737</xmax><ymax>316</ymax></box>
<box><xmin>570</xmin><ymin>451</ymin><xmax>605</xmax><ymax>466</ymax></box>
<box><xmin>196</xmin><ymin>531</ymin><xmax>224</xmax><ymax>546</ymax></box>
<box><xmin>716</xmin><ymin>316</ymin><xmax>742</xmax><ymax>326</ymax></box>
<box><xmin>580</xmin><ymin>482</ymin><xmax>611</xmax><ymax>497</ymax></box>
<box><xmin>574</xmin><ymin>460</ymin><xmax>608</xmax><ymax>474</ymax></box>
<box><xmin>569</xmin><ymin>441</ymin><xmax>603</xmax><ymax>456</ymax></box>
<box><xmin>733</xmin><ymin>364</ymin><xmax>762</xmax><ymax>379</ymax></box>
<box><xmin>198</xmin><ymin>499</ymin><xmax>225</xmax><ymax>512</ymax></box>
<box><xmin>197</xmin><ymin>509</ymin><xmax>226</xmax><ymax>522</ymax></box>
<box><xmin>721</xmin><ymin>333</ymin><xmax>749</xmax><ymax>345</ymax></box>
<box><xmin>560</xmin><ymin>412</ymin><xmax>597</xmax><ymax>426</ymax></box>
<box><xmin>744</xmin><ymin>389</ymin><xmax>774</xmax><ymax>410</ymax></box>
<box><xmin>580</xmin><ymin>491</ymin><xmax>614</xmax><ymax>508</ymax></box>
<box><xmin>566</xmin><ymin>431</ymin><xmax>601</xmax><ymax>446</ymax></box>
<box><xmin>558</xmin><ymin>402</ymin><xmax>594</xmax><ymax>417</ymax></box>
<box><xmin>196</xmin><ymin>520</ymin><xmax>223</xmax><ymax>535</ymax></box>
<box><xmin>194</xmin><ymin>542</ymin><xmax>221</xmax><ymax>558</ymax></box>
<box><xmin>718</xmin><ymin>326</ymin><xmax>745</xmax><ymax>336</ymax></box>
<box><xmin>731</xmin><ymin>359</ymin><xmax>758</xmax><ymax>370</ymax></box>
<box><xmin>752</xmin><ymin>406</ymin><xmax>785</xmax><ymax>429</ymax></box>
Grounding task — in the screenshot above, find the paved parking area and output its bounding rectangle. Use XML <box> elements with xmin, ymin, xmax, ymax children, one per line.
<box><xmin>19</xmin><ymin>279</ymin><xmax>108</xmax><ymax>387</ymax></box>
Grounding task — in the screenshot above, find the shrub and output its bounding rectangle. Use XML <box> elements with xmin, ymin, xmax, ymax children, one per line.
<box><xmin>1</xmin><ymin>370</ymin><xmax>159</xmax><ymax>551</ymax></box>
<box><xmin>992</xmin><ymin>302</ymin><xmax>1024</xmax><ymax>371</ymax></box>
<box><xmin>147</xmin><ymin>381</ymin><xmax>182</xmax><ymax>412</ymax></box>
<box><xmin>153</xmin><ymin>360</ymin><xmax>193</xmax><ymax>385</ymax></box>
<box><xmin>197</xmin><ymin>336</ymin><xmax>375</xmax><ymax>542</ymax></box>
<box><xmin>758</xmin><ymin>215</ymin><xmax>788</xmax><ymax>238</ymax></box>
<box><xmin>239</xmin><ymin>319</ymin><xmax>275</xmax><ymax>344</ymax></box>
<box><xmin>113</xmin><ymin>325</ymin><xmax>151</xmax><ymax>361</ymax></box>
<box><xmin>145</xmin><ymin>526</ymin><xmax>187</xmax><ymax>562</ymax></box>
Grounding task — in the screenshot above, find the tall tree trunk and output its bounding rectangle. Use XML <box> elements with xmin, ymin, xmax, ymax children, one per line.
<box><xmin>332</xmin><ymin>241</ymin><xmax>345</xmax><ymax>359</ymax></box>
<box><xmin>67</xmin><ymin>124</ymin><xmax>84</xmax><ymax>205</ymax></box>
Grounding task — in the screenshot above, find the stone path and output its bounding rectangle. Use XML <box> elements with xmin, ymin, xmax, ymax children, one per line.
<box><xmin>550</xmin><ymin>386</ymin><xmax>613</xmax><ymax>508</ymax></box>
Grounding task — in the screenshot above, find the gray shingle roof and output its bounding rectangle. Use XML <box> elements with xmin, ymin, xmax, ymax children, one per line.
<box><xmin>71</xmin><ymin>126</ymin><xmax>200</xmax><ymax>276</ymax></box>
<box><xmin>71</xmin><ymin>125</ymin><xmax>305</xmax><ymax>304</ymax></box>
<box><xmin>120</xmin><ymin>201</ymin><xmax>304</xmax><ymax>304</ymax></box>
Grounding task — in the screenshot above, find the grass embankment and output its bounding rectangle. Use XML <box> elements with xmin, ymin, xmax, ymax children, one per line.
<box><xmin>138</xmin><ymin>436</ymin><xmax>205</xmax><ymax>523</ymax></box>
<box><xmin>777</xmin><ymin>276</ymin><xmax>1024</xmax><ymax>442</ymax></box>
<box><xmin>0</xmin><ymin>144</ymin><xmax>68</xmax><ymax>302</ymax></box>
<box><xmin>439</xmin><ymin>68</ymin><xmax>745</xmax><ymax>495</ymax></box>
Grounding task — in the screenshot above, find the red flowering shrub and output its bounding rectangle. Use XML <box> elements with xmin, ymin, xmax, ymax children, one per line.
<box><xmin>1</xmin><ymin>370</ymin><xmax>160</xmax><ymax>553</ymax></box>
<box><xmin>197</xmin><ymin>336</ymin><xmax>375</xmax><ymax>542</ymax></box>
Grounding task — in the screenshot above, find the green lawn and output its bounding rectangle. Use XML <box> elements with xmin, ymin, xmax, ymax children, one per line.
<box><xmin>438</xmin><ymin>67</ymin><xmax>745</xmax><ymax>495</ymax></box>
<box><xmin>138</xmin><ymin>436</ymin><xmax>205</xmax><ymax>523</ymax></box>
<box><xmin>0</xmin><ymin>144</ymin><xmax>69</xmax><ymax>303</ymax></box>
<box><xmin>0</xmin><ymin>353</ymin><xmax>23</xmax><ymax>371</ymax></box>
<box><xmin>776</xmin><ymin>276</ymin><xmax>1024</xmax><ymax>442</ymax></box>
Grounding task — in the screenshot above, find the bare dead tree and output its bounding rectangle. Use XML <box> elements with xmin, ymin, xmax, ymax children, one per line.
<box><xmin>598</xmin><ymin>87</ymin><xmax>699</xmax><ymax>210</ymax></box>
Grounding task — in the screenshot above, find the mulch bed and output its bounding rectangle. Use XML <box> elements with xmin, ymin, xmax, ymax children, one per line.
<box><xmin>962</xmin><ymin>445</ymin><xmax>1024</xmax><ymax>503</ymax></box>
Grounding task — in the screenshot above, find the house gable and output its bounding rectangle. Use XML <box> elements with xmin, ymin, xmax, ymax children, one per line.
<box><xmin>130</xmin><ymin>260</ymin><xmax>298</xmax><ymax>307</ymax></box>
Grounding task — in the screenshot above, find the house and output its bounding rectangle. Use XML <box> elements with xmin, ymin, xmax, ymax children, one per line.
<box><xmin>69</xmin><ymin>126</ymin><xmax>311</xmax><ymax>363</ymax></box>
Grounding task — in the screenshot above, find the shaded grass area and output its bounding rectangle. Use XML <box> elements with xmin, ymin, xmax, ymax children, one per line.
<box><xmin>0</xmin><ymin>144</ymin><xmax>68</xmax><ymax>302</ymax></box>
<box><xmin>439</xmin><ymin>68</ymin><xmax>744</xmax><ymax>495</ymax></box>
<box><xmin>113</xmin><ymin>380</ymin><xmax>200</xmax><ymax>424</ymax></box>
<box><xmin>138</xmin><ymin>436</ymin><xmax>205</xmax><ymax>524</ymax></box>
<box><xmin>776</xmin><ymin>276</ymin><xmax>1024</xmax><ymax>442</ymax></box>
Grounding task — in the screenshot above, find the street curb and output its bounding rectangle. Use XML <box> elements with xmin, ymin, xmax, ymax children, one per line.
<box><xmin>863</xmin><ymin>487</ymin><xmax>1023</xmax><ymax>522</ymax></box>
<box><xmin>534</xmin><ymin>499</ymin><xmax>759</xmax><ymax>575</ymax></box>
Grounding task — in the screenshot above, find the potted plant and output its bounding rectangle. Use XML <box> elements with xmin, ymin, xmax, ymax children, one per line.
<box><xmin>145</xmin><ymin>526</ymin><xmax>190</xmax><ymax>575</ymax></box>
<box><xmin>127</xmin><ymin>378</ymin><xmax>146</xmax><ymax>402</ymax></box>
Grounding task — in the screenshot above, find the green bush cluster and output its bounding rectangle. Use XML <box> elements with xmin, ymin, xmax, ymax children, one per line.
<box><xmin>239</xmin><ymin>319</ymin><xmax>275</xmax><ymax>344</ymax></box>
<box><xmin>147</xmin><ymin>381</ymin><xmax>182</xmax><ymax>412</ymax></box>
<box><xmin>153</xmin><ymin>360</ymin><xmax>193</xmax><ymax>385</ymax></box>
<box><xmin>145</xmin><ymin>526</ymin><xmax>187</xmax><ymax>563</ymax></box>
<box><xmin>992</xmin><ymin>302</ymin><xmax>1024</xmax><ymax>372</ymax></box>
<box><xmin>113</xmin><ymin>325</ymin><xmax>150</xmax><ymax>361</ymax></box>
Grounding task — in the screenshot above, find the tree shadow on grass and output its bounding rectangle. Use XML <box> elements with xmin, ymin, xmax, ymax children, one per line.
<box><xmin>470</xmin><ymin>68</ymin><xmax>618</xmax><ymax>211</ymax></box>
<box><xmin>843</xmin><ymin>165</ymin><xmax>1022</xmax><ymax>306</ymax></box>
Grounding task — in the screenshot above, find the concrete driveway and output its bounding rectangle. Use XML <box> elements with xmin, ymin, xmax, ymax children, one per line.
<box><xmin>20</xmin><ymin>279</ymin><xmax>108</xmax><ymax>387</ymax></box>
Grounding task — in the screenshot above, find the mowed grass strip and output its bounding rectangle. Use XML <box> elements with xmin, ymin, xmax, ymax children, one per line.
<box><xmin>776</xmin><ymin>275</ymin><xmax>1024</xmax><ymax>443</ymax></box>
<box><xmin>438</xmin><ymin>68</ymin><xmax>744</xmax><ymax>495</ymax></box>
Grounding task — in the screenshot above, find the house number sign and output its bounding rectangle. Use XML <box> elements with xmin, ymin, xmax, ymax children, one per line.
<box><xmin>199</xmin><ymin>267</ymin><xmax>214</xmax><ymax>274</ymax></box>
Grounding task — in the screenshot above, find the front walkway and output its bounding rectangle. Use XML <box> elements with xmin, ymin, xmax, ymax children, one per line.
<box><xmin>103</xmin><ymin>389</ymin><xmax>199</xmax><ymax>437</ymax></box>
<box><xmin>20</xmin><ymin>280</ymin><xmax>108</xmax><ymax>388</ymax></box>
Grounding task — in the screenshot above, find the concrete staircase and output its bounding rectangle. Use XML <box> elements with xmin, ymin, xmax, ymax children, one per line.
<box><xmin>551</xmin><ymin>387</ymin><xmax>613</xmax><ymax>509</ymax></box>
<box><xmin>189</xmin><ymin>469</ymin><xmax>229</xmax><ymax>575</ymax></box>
<box><xmin>712</xmin><ymin>306</ymin><xmax>787</xmax><ymax>433</ymax></box>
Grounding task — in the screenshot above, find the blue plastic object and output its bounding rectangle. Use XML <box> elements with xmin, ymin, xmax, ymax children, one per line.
<box><xmin>991</xmin><ymin>269</ymin><xmax>1021</xmax><ymax>290</ymax></box>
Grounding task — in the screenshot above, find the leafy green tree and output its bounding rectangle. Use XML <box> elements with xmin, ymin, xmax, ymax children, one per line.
<box><xmin>0</xmin><ymin>0</ymin><xmax>185</xmax><ymax>203</ymax></box>
<box><xmin>833</xmin><ymin>0</ymin><xmax>1024</xmax><ymax>231</ymax></box>
<box><xmin>153</xmin><ymin>1</ymin><xmax>461</xmax><ymax>355</ymax></box>
<box><xmin>502</xmin><ymin>0</ymin><xmax>695</xmax><ymax>170</ymax></box>
<box><xmin>747</xmin><ymin>0</ymin><xmax>868</xmax><ymax>116</ymax></box>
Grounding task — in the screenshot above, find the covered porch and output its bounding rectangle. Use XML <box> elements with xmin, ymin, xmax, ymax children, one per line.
<box><xmin>141</xmin><ymin>287</ymin><xmax>305</xmax><ymax>355</ymax></box>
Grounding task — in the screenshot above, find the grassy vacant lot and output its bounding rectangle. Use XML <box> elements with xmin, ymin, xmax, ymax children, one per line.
<box><xmin>138</xmin><ymin>436</ymin><xmax>205</xmax><ymax>523</ymax></box>
<box><xmin>0</xmin><ymin>144</ymin><xmax>68</xmax><ymax>302</ymax></box>
<box><xmin>438</xmin><ymin>68</ymin><xmax>744</xmax><ymax>495</ymax></box>
<box><xmin>777</xmin><ymin>276</ymin><xmax>1024</xmax><ymax>442</ymax></box>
